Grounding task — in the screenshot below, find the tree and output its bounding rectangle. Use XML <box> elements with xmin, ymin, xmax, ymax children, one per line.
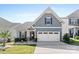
<box><xmin>0</xmin><ymin>31</ymin><xmax>11</xmax><ymax>47</ymax></box>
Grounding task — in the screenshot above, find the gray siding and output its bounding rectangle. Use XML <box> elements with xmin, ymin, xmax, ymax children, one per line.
<box><xmin>33</xmin><ymin>14</ymin><xmax>61</xmax><ymax>27</ymax></box>
<box><xmin>36</xmin><ymin>28</ymin><xmax>61</xmax><ymax>31</ymax></box>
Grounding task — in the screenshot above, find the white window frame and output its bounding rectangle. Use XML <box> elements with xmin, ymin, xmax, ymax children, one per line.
<box><xmin>70</xmin><ymin>18</ymin><xmax>78</xmax><ymax>25</ymax></box>
<box><xmin>45</xmin><ymin>16</ymin><xmax>52</xmax><ymax>24</ymax></box>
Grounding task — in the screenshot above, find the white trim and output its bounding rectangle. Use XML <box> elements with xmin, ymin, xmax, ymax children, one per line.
<box><xmin>33</xmin><ymin>27</ymin><xmax>61</xmax><ymax>28</ymax></box>
<box><xmin>37</xmin><ymin>31</ymin><xmax>60</xmax><ymax>34</ymax></box>
<box><xmin>37</xmin><ymin>31</ymin><xmax>60</xmax><ymax>32</ymax></box>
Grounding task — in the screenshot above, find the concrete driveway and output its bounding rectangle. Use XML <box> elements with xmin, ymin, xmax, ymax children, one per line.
<box><xmin>34</xmin><ymin>41</ymin><xmax>79</xmax><ymax>54</ymax></box>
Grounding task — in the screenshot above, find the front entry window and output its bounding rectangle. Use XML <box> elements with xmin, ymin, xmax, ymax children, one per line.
<box><xmin>30</xmin><ymin>31</ymin><xmax>35</xmax><ymax>41</ymax></box>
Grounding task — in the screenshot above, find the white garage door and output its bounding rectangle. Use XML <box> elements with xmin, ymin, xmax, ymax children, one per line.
<box><xmin>37</xmin><ymin>31</ymin><xmax>60</xmax><ymax>41</ymax></box>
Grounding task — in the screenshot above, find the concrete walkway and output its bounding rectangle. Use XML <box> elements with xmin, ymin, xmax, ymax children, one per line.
<box><xmin>34</xmin><ymin>41</ymin><xmax>79</xmax><ymax>54</ymax></box>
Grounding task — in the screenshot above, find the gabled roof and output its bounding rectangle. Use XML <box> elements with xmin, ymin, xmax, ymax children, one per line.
<box><xmin>0</xmin><ymin>17</ymin><xmax>20</xmax><ymax>30</ymax></box>
<box><xmin>67</xmin><ymin>9</ymin><xmax>79</xmax><ymax>18</ymax></box>
<box><xmin>32</xmin><ymin>7</ymin><xmax>63</xmax><ymax>25</ymax></box>
<box><xmin>10</xmin><ymin>23</ymin><xmax>20</xmax><ymax>28</ymax></box>
<box><xmin>22</xmin><ymin>22</ymin><xmax>33</xmax><ymax>30</ymax></box>
<box><xmin>0</xmin><ymin>17</ymin><xmax>12</xmax><ymax>29</ymax></box>
<box><xmin>0</xmin><ymin>17</ymin><xmax>33</xmax><ymax>31</ymax></box>
<box><xmin>13</xmin><ymin>22</ymin><xmax>33</xmax><ymax>31</ymax></box>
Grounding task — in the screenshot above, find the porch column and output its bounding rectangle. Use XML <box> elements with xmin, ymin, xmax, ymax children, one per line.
<box><xmin>34</xmin><ymin>31</ymin><xmax>37</xmax><ymax>39</ymax></box>
<box><xmin>27</xmin><ymin>30</ymin><xmax>30</xmax><ymax>41</ymax></box>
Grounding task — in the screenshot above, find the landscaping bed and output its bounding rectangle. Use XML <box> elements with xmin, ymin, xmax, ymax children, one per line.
<box><xmin>63</xmin><ymin>34</ymin><xmax>79</xmax><ymax>46</ymax></box>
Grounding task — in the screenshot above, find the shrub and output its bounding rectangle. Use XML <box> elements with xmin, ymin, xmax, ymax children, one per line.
<box><xmin>15</xmin><ymin>38</ymin><xmax>27</xmax><ymax>42</ymax></box>
<box><xmin>21</xmin><ymin>38</ymin><xmax>27</xmax><ymax>42</ymax></box>
<box><xmin>63</xmin><ymin>33</ymin><xmax>70</xmax><ymax>43</ymax></box>
<box><xmin>15</xmin><ymin>38</ymin><xmax>21</xmax><ymax>42</ymax></box>
<box><xmin>75</xmin><ymin>36</ymin><xmax>79</xmax><ymax>40</ymax></box>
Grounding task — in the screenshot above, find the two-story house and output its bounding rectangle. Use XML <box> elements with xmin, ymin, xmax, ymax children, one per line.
<box><xmin>62</xmin><ymin>10</ymin><xmax>79</xmax><ymax>38</ymax></box>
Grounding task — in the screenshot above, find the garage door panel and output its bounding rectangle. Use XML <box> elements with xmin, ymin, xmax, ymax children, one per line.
<box><xmin>37</xmin><ymin>31</ymin><xmax>60</xmax><ymax>41</ymax></box>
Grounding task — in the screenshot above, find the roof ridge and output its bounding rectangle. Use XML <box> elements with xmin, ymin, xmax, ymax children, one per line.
<box><xmin>67</xmin><ymin>9</ymin><xmax>79</xmax><ymax>17</ymax></box>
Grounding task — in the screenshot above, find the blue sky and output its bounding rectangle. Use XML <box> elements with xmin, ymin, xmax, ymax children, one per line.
<box><xmin>0</xmin><ymin>4</ymin><xmax>79</xmax><ymax>23</ymax></box>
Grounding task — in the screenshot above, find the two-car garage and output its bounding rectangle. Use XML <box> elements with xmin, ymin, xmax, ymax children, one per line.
<box><xmin>37</xmin><ymin>31</ymin><xmax>60</xmax><ymax>41</ymax></box>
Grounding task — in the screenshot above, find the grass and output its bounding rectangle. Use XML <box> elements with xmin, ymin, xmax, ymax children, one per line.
<box><xmin>70</xmin><ymin>39</ymin><xmax>79</xmax><ymax>46</ymax></box>
<box><xmin>0</xmin><ymin>44</ymin><xmax>36</xmax><ymax>54</ymax></box>
<box><xmin>63</xmin><ymin>38</ymin><xmax>79</xmax><ymax>46</ymax></box>
<box><xmin>0</xmin><ymin>43</ymin><xmax>3</xmax><ymax>46</ymax></box>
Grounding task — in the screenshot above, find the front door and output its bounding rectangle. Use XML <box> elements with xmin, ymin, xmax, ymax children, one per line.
<box><xmin>30</xmin><ymin>31</ymin><xmax>35</xmax><ymax>41</ymax></box>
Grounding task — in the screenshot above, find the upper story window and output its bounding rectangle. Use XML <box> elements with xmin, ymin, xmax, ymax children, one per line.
<box><xmin>45</xmin><ymin>16</ymin><xmax>52</xmax><ymax>24</ymax></box>
<box><xmin>69</xmin><ymin>18</ymin><xmax>79</xmax><ymax>25</ymax></box>
<box><xmin>70</xmin><ymin>19</ymin><xmax>75</xmax><ymax>24</ymax></box>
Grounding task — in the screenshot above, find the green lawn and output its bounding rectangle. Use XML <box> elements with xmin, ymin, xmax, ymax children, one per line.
<box><xmin>0</xmin><ymin>43</ymin><xmax>3</xmax><ymax>46</ymax></box>
<box><xmin>70</xmin><ymin>39</ymin><xmax>79</xmax><ymax>46</ymax></box>
<box><xmin>0</xmin><ymin>45</ymin><xmax>36</xmax><ymax>54</ymax></box>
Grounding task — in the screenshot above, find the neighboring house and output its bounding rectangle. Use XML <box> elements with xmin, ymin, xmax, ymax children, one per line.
<box><xmin>62</xmin><ymin>9</ymin><xmax>79</xmax><ymax>38</ymax></box>
<box><xmin>0</xmin><ymin>17</ymin><xmax>20</xmax><ymax>41</ymax></box>
<box><xmin>0</xmin><ymin>7</ymin><xmax>79</xmax><ymax>42</ymax></box>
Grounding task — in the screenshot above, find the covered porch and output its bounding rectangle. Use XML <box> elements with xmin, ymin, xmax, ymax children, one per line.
<box><xmin>69</xmin><ymin>26</ymin><xmax>79</xmax><ymax>38</ymax></box>
<box><xmin>27</xmin><ymin>27</ymin><xmax>37</xmax><ymax>42</ymax></box>
<box><xmin>15</xmin><ymin>27</ymin><xmax>37</xmax><ymax>42</ymax></box>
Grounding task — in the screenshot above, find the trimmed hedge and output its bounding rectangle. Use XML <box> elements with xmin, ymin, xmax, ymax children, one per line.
<box><xmin>63</xmin><ymin>33</ymin><xmax>70</xmax><ymax>43</ymax></box>
<box><xmin>21</xmin><ymin>38</ymin><xmax>27</xmax><ymax>41</ymax></box>
<box><xmin>15</xmin><ymin>38</ymin><xmax>21</xmax><ymax>42</ymax></box>
<box><xmin>15</xmin><ymin>38</ymin><xmax>27</xmax><ymax>42</ymax></box>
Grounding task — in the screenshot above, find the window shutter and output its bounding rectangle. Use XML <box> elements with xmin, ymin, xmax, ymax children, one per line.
<box><xmin>51</xmin><ymin>17</ymin><xmax>52</xmax><ymax>24</ymax></box>
<box><xmin>69</xmin><ymin>19</ymin><xmax>71</xmax><ymax>24</ymax></box>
